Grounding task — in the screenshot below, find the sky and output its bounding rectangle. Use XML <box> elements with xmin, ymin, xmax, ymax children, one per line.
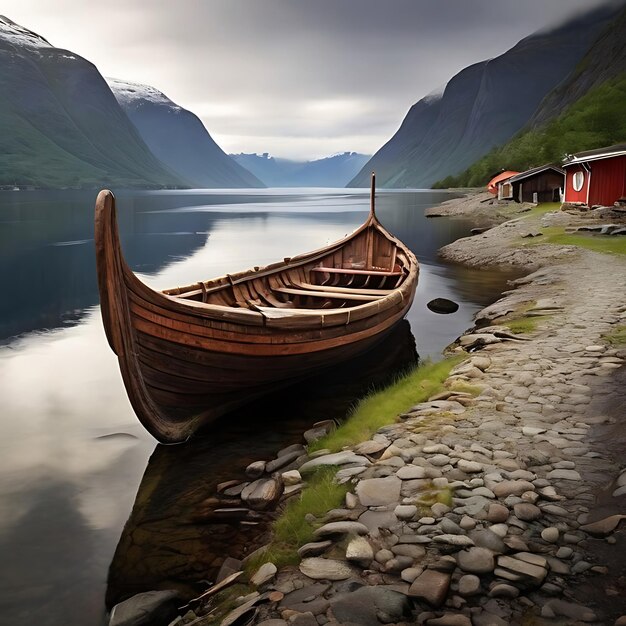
<box><xmin>2</xmin><ymin>0</ymin><xmax>615</xmax><ymax>160</ymax></box>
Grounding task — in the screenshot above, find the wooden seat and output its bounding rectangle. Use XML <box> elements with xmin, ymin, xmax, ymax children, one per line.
<box><xmin>275</xmin><ymin>287</ymin><xmax>384</xmax><ymax>302</ymax></box>
<box><xmin>292</xmin><ymin>280</ymin><xmax>394</xmax><ymax>296</ymax></box>
<box><xmin>311</xmin><ymin>266</ymin><xmax>402</xmax><ymax>277</ymax></box>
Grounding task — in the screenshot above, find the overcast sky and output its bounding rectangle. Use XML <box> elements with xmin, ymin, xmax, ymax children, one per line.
<box><xmin>3</xmin><ymin>0</ymin><xmax>615</xmax><ymax>159</ymax></box>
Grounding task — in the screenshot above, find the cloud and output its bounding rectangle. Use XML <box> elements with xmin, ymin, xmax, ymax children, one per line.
<box><xmin>2</xmin><ymin>0</ymin><xmax>617</xmax><ymax>158</ymax></box>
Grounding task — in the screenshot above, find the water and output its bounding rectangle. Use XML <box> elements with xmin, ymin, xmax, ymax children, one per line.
<box><xmin>0</xmin><ymin>188</ymin><xmax>521</xmax><ymax>624</ymax></box>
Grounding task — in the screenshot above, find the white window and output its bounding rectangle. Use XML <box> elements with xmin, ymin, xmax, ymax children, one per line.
<box><xmin>573</xmin><ymin>170</ymin><xmax>585</xmax><ymax>192</ymax></box>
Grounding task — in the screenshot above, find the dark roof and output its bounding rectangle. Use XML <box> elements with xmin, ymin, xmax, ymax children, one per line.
<box><xmin>508</xmin><ymin>165</ymin><xmax>564</xmax><ymax>183</ymax></box>
<box><xmin>563</xmin><ymin>143</ymin><xmax>626</xmax><ymax>165</ymax></box>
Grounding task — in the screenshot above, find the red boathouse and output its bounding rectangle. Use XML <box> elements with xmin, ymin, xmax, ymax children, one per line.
<box><xmin>563</xmin><ymin>143</ymin><xmax>626</xmax><ymax>206</ymax></box>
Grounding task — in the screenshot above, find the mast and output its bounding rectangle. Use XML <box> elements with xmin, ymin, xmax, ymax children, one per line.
<box><xmin>369</xmin><ymin>171</ymin><xmax>376</xmax><ymax>221</ymax></box>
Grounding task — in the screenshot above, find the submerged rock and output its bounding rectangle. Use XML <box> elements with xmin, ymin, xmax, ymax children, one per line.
<box><xmin>109</xmin><ymin>590</ymin><xmax>180</xmax><ymax>626</ymax></box>
<box><xmin>427</xmin><ymin>298</ymin><xmax>460</xmax><ymax>314</ymax></box>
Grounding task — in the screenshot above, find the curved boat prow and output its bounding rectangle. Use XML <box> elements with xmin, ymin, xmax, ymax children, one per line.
<box><xmin>95</xmin><ymin>189</ymin><xmax>126</xmax><ymax>356</ymax></box>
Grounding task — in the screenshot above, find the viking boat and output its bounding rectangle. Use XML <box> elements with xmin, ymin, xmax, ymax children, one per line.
<box><xmin>95</xmin><ymin>174</ymin><xmax>419</xmax><ymax>443</ymax></box>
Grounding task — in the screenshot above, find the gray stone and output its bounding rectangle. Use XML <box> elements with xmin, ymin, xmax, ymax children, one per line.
<box><xmin>401</xmin><ymin>567</ymin><xmax>423</xmax><ymax>583</ymax></box>
<box><xmin>330</xmin><ymin>586</ymin><xmax>412</xmax><ymax>626</ymax></box>
<box><xmin>281</xmin><ymin>470</ymin><xmax>302</xmax><ymax>486</ymax></box>
<box><xmin>299</xmin><ymin>451</ymin><xmax>370</xmax><ymax>473</ymax></box>
<box><xmin>580</xmin><ymin>514</ymin><xmax>626</xmax><ymax>536</ymax></box>
<box><xmin>513</xmin><ymin>503</ymin><xmax>541</xmax><ymax>521</ymax></box>
<box><xmin>460</xmin><ymin>515</ymin><xmax>476</xmax><ymax>530</ymax></box>
<box><xmin>396</xmin><ymin>465</ymin><xmax>427</xmax><ymax>480</ymax></box>
<box><xmin>457</xmin><ymin>460</ymin><xmax>483</xmax><ymax>473</ymax></box>
<box><xmin>246</xmin><ymin>460</ymin><xmax>266</xmax><ymax>478</ymax></box>
<box><xmin>487</xmin><ymin>503</ymin><xmax>509</xmax><ymax>523</ymax></box>
<box><xmin>541</xmin><ymin>527</ymin><xmax>559</xmax><ymax>543</ymax></box>
<box><xmin>470</xmin><ymin>529</ymin><xmax>506</xmax><ymax>553</ymax></box>
<box><xmin>429</xmin><ymin>454</ymin><xmax>452</xmax><ymax>466</ymax></box>
<box><xmin>109</xmin><ymin>591</ymin><xmax>180</xmax><ymax>626</ymax></box>
<box><xmin>346</xmin><ymin>536</ymin><xmax>374</xmax><ymax>565</ymax></box>
<box><xmin>540</xmin><ymin>599</ymin><xmax>597</xmax><ymax>622</ymax></box>
<box><xmin>266</xmin><ymin>450</ymin><xmax>302</xmax><ymax>473</ymax></box>
<box><xmin>251</xmin><ymin>562</ymin><xmax>277</xmax><ymax>586</ymax></box>
<box><xmin>434</xmin><ymin>534</ymin><xmax>475</xmax><ymax>547</ymax></box>
<box><xmin>492</xmin><ymin>480</ymin><xmax>535</xmax><ymax>497</ymax></box>
<box><xmin>356</xmin><ymin>476</ymin><xmax>402</xmax><ymax>506</ymax></box>
<box><xmin>392</xmin><ymin>544</ymin><xmax>426</xmax><ymax>560</ymax></box>
<box><xmin>556</xmin><ymin>546</ymin><xmax>573</xmax><ymax>559</ymax></box>
<box><xmin>495</xmin><ymin>553</ymin><xmax>547</xmax><ymax>586</ymax></box>
<box><xmin>458</xmin><ymin>574</ymin><xmax>481</xmax><ymax>596</ymax></box>
<box><xmin>299</xmin><ymin>558</ymin><xmax>354</xmax><ymax>580</ymax></box>
<box><xmin>288</xmin><ymin>613</ymin><xmax>318</xmax><ymax>626</ymax></box>
<box><xmin>314</xmin><ymin>521</ymin><xmax>369</xmax><ymax>538</ymax></box>
<box><xmin>431</xmin><ymin>502</ymin><xmax>452</xmax><ymax>517</ymax></box>
<box><xmin>354</xmin><ymin>439</ymin><xmax>388</xmax><ymax>455</ymax></box>
<box><xmin>240</xmin><ymin>478</ymin><xmax>284</xmax><ymax>510</ymax></box>
<box><xmin>408</xmin><ymin>569</ymin><xmax>451</xmax><ymax>607</ymax></box>
<box><xmin>298</xmin><ymin>541</ymin><xmax>333</xmax><ymax>558</ymax></box>
<box><xmin>456</xmin><ymin>547</ymin><xmax>496</xmax><ymax>574</ymax></box>
<box><xmin>394</xmin><ymin>504</ymin><xmax>417</xmax><ymax>520</ymax></box>
<box><xmin>489</xmin><ymin>583</ymin><xmax>519</xmax><ymax>598</ymax></box>
<box><xmin>546</xmin><ymin>469</ymin><xmax>581</xmax><ymax>481</ymax></box>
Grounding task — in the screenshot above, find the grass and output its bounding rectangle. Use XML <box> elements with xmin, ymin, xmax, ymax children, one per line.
<box><xmin>522</xmin><ymin>226</ymin><xmax>626</xmax><ymax>256</ymax></box>
<box><xmin>603</xmin><ymin>325</ymin><xmax>626</xmax><ymax>345</ymax></box>
<box><xmin>502</xmin><ymin>314</ymin><xmax>552</xmax><ymax>334</ymax></box>
<box><xmin>245</xmin><ymin>467</ymin><xmax>350</xmax><ymax>572</ymax></box>
<box><xmin>520</xmin><ymin>202</ymin><xmax>561</xmax><ymax>218</ymax></box>
<box><xmin>309</xmin><ymin>356</ymin><xmax>465</xmax><ymax>454</ymax></box>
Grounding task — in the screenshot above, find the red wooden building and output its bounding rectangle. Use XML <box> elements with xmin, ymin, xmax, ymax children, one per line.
<box><xmin>563</xmin><ymin>143</ymin><xmax>626</xmax><ymax>206</ymax></box>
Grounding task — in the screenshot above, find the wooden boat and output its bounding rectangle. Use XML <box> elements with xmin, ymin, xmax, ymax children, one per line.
<box><xmin>95</xmin><ymin>174</ymin><xmax>419</xmax><ymax>443</ymax></box>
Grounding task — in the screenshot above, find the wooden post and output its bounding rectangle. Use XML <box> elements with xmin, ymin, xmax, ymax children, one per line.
<box><xmin>367</xmin><ymin>172</ymin><xmax>376</xmax><ymax>269</ymax></box>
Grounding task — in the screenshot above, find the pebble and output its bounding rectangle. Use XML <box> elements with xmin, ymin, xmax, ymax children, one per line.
<box><xmin>456</xmin><ymin>547</ymin><xmax>496</xmax><ymax>574</ymax></box>
<box><xmin>298</xmin><ymin>558</ymin><xmax>354</xmax><ymax>581</ymax></box>
<box><xmin>408</xmin><ymin>569</ymin><xmax>451</xmax><ymax>607</ymax></box>
<box><xmin>513</xmin><ymin>503</ymin><xmax>542</xmax><ymax>521</ymax></box>
<box><xmin>487</xmin><ymin>503</ymin><xmax>509</xmax><ymax>523</ymax></box>
<box><xmin>458</xmin><ymin>574</ymin><xmax>481</xmax><ymax>596</ymax></box>
<box><xmin>541</xmin><ymin>527</ymin><xmax>559</xmax><ymax>543</ymax></box>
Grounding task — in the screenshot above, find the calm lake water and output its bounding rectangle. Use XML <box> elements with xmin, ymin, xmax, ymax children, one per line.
<box><xmin>0</xmin><ymin>188</ymin><xmax>520</xmax><ymax>625</ymax></box>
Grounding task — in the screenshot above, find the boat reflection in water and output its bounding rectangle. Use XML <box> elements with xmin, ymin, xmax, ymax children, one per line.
<box><xmin>106</xmin><ymin>320</ymin><xmax>418</xmax><ymax>607</ymax></box>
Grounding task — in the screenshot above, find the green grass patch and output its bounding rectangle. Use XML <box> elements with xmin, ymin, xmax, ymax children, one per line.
<box><xmin>520</xmin><ymin>202</ymin><xmax>561</xmax><ymax>219</ymax></box>
<box><xmin>603</xmin><ymin>325</ymin><xmax>626</xmax><ymax>345</ymax></box>
<box><xmin>309</xmin><ymin>356</ymin><xmax>464</xmax><ymax>454</ymax></box>
<box><xmin>245</xmin><ymin>467</ymin><xmax>350</xmax><ymax>572</ymax></box>
<box><xmin>502</xmin><ymin>315</ymin><xmax>552</xmax><ymax>334</ymax></box>
<box><xmin>522</xmin><ymin>226</ymin><xmax>626</xmax><ymax>256</ymax></box>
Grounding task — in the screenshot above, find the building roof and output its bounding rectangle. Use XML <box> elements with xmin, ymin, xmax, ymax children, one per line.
<box><xmin>563</xmin><ymin>143</ymin><xmax>626</xmax><ymax>166</ymax></box>
<box><xmin>508</xmin><ymin>165</ymin><xmax>564</xmax><ymax>184</ymax></box>
<box><xmin>487</xmin><ymin>170</ymin><xmax>519</xmax><ymax>194</ymax></box>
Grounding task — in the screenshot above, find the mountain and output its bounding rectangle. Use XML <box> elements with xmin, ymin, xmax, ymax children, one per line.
<box><xmin>232</xmin><ymin>152</ymin><xmax>371</xmax><ymax>187</ymax></box>
<box><xmin>432</xmin><ymin>4</ymin><xmax>626</xmax><ymax>188</ymax></box>
<box><xmin>108</xmin><ymin>79</ymin><xmax>264</xmax><ymax>189</ymax></box>
<box><xmin>348</xmin><ymin>4</ymin><xmax>622</xmax><ymax>189</ymax></box>
<box><xmin>0</xmin><ymin>16</ymin><xmax>187</xmax><ymax>189</ymax></box>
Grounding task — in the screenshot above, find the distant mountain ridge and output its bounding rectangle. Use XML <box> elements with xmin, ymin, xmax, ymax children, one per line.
<box><xmin>108</xmin><ymin>79</ymin><xmax>263</xmax><ymax>189</ymax></box>
<box><xmin>349</xmin><ymin>4</ymin><xmax>622</xmax><ymax>189</ymax></box>
<box><xmin>232</xmin><ymin>152</ymin><xmax>370</xmax><ymax>187</ymax></box>
<box><xmin>0</xmin><ymin>15</ymin><xmax>187</xmax><ymax>189</ymax></box>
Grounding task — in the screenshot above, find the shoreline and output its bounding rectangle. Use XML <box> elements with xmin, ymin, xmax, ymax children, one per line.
<box><xmin>110</xmin><ymin>192</ymin><xmax>626</xmax><ymax>626</ymax></box>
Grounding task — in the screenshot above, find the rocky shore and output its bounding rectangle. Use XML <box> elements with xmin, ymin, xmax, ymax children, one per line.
<box><xmin>109</xmin><ymin>195</ymin><xmax>626</xmax><ymax>626</ymax></box>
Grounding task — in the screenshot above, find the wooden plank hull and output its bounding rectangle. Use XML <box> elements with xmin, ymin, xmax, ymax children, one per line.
<box><xmin>95</xmin><ymin>183</ymin><xmax>419</xmax><ymax>443</ymax></box>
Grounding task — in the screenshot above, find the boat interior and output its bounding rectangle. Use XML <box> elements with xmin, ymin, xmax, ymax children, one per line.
<box><xmin>162</xmin><ymin>225</ymin><xmax>411</xmax><ymax>311</ymax></box>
